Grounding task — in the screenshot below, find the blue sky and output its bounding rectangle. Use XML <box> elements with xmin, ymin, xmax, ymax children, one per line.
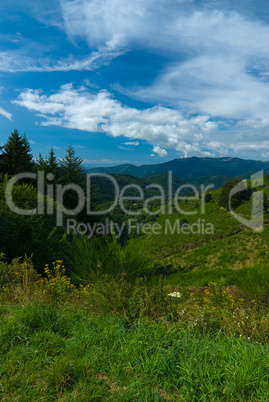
<box><xmin>0</xmin><ymin>0</ymin><xmax>268</xmax><ymax>166</ymax></box>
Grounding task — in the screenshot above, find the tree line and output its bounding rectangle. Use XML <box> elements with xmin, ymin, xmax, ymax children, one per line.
<box><xmin>0</xmin><ymin>129</ymin><xmax>86</xmax><ymax>187</ymax></box>
<box><xmin>0</xmin><ymin>129</ymin><xmax>94</xmax><ymax>270</ymax></box>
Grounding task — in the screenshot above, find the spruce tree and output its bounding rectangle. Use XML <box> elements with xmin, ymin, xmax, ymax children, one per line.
<box><xmin>0</xmin><ymin>129</ymin><xmax>34</xmax><ymax>175</ymax></box>
<box><xmin>35</xmin><ymin>153</ymin><xmax>48</xmax><ymax>173</ymax></box>
<box><xmin>59</xmin><ymin>145</ymin><xmax>86</xmax><ymax>211</ymax></box>
<box><xmin>59</xmin><ymin>145</ymin><xmax>85</xmax><ymax>187</ymax></box>
<box><xmin>47</xmin><ymin>147</ymin><xmax>59</xmax><ymax>180</ymax></box>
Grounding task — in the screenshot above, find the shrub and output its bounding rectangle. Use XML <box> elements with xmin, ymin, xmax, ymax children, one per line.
<box><xmin>0</xmin><ymin>175</ymin><xmax>66</xmax><ymax>271</ymax></box>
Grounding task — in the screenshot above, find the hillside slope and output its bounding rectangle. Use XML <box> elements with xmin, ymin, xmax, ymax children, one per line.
<box><xmin>130</xmin><ymin>173</ymin><xmax>269</xmax><ymax>283</ymax></box>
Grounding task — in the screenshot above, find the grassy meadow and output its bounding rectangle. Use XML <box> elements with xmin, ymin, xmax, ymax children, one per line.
<box><xmin>1</xmin><ymin>174</ymin><xmax>269</xmax><ymax>400</ymax></box>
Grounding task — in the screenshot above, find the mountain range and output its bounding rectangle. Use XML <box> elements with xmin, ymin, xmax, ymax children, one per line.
<box><xmin>87</xmin><ymin>157</ymin><xmax>269</xmax><ymax>183</ymax></box>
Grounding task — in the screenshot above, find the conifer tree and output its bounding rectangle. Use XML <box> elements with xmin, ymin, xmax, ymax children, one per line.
<box><xmin>59</xmin><ymin>145</ymin><xmax>85</xmax><ymax>187</ymax></box>
<box><xmin>47</xmin><ymin>147</ymin><xmax>59</xmax><ymax>180</ymax></box>
<box><xmin>0</xmin><ymin>129</ymin><xmax>34</xmax><ymax>175</ymax></box>
<box><xmin>59</xmin><ymin>145</ymin><xmax>86</xmax><ymax>211</ymax></box>
<box><xmin>35</xmin><ymin>153</ymin><xmax>48</xmax><ymax>172</ymax></box>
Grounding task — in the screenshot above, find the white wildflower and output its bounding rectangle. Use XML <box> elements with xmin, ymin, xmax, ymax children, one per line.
<box><xmin>168</xmin><ymin>292</ymin><xmax>181</xmax><ymax>298</ymax></box>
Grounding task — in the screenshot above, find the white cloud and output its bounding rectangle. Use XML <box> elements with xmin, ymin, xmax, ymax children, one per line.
<box><xmin>13</xmin><ymin>84</ymin><xmax>221</xmax><ymax>157</ymax></box>
<box><xmin>0</xmin><ymin>0</ymin><xmax>268</xmax><ymax>133</ymax></box>
<box><xmin>83</xmin><ymin>159</ymin><xmax>135</xmax><ymax>165</ymax></box>
<box><xmin>118</xmin><ymin>145</ymin><xmax>135</xmax><ymax>151</ymax></box>
<box><xmin>0</xmin><ymin>106</ymin><xmax>12</xmax><ymax>121</ymax></box>
<box><xmin>13</xmin><ymin>83</ymin><xmax>269</xmax><ymax>159</ymax></box>
<box><xmin>152</xmin><ymin>146</ymin><xmax>168</xmax><ymax>157</ymax></box>
<box><xmin>14</xmin><ymin>83</ymin><xmax>269</xmax><ymax>160</ymax></box>
<box><xmin>237</xmin><ymin>117</ymin><xmax>269</xmax><ymax>129</ymax></box>
<box><xmin>59</xmin><ymin>0</ymin><xmax>269</xmax><ymax>122</ymax></box>
<box><xmin>123</xmin><ymin>141</ymin><xmax>139</xmax><ymax>146</ymax></box>
<box><xmin>0</xmin><ymin>50</ymin><xmax>121</xmax><ymax>73</ymax></box>
<box><xmin>60</xmin><ymin>1</ymin><xmax>268</xmax><ymax>58</ymax></box>
<box><xmin>132</xmin><ymin>55</ymin><xmax>269</xmax><ymax>120</ymax></box>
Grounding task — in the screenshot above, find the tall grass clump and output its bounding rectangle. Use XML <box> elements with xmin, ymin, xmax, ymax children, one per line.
<box><xmin>65</xmin><ymin>234</ymin><xmax>152</xmax><ymax>283</ymax></box>
<box><xmin>234</xmin><ymin>264</ymin><xmax>269</xmax><ymax>304</ymax></box>
<box><xmin>0</xmin><ymin>255</ymin><xmax>39</xmax><ymax>303</ymax></box>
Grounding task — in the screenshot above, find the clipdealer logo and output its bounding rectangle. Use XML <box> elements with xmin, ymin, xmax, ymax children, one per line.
<box><xmin>229</xmin><ymin>171</ymin><xmax>265</xmax><ymax>232</ymax></box>
<box><xmin>4</xmin><ymin>171</ymin><xmax>214</xmax><ymax>227</ymax></box>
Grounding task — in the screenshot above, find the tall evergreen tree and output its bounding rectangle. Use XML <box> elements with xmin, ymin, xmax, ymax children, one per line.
<box><xmin>59</xmin><ymin>145</ymin><xmax>85</xmax><ymax>187</ymax></box>
<box><xmin>59</xmin><ymin>145</ymin><xmax>86</xmax><ymax>211</ymax></box>
<box><xmin>35</xmin><ymin>153</ymin><xmax>48</xmax><ymax>172</ymax></box>
<box><xmin>0</xmin><ymin>129</ymin><xmax>34</xmax><ymax>175</ymax></box>
<box><xmin>47</xmin><ymin>147</ymin><xmax>59</xmax><ymax>179</ymax></box>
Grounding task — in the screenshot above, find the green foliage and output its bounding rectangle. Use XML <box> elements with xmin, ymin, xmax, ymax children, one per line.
<box><xmin>0</xmin><ymin>129</ymin><xmax>34</xmax><ymax>175</ymax></box>
<box><xmin>66</xmin><ymin>234</ymin><xmax>152</xmax><ymax>282</ymax></box>
<box><xmin>204</xmin><ymin>192</ymin><xmax>213</xmax><ymax>202</ymax></box>
<box><xmin>218</xmin><ymin>178</ymin><xmax>252</xmax><ymax>209</ymax></box>
<box><xmin>0</xmin><ymin>175</ymin><xmax>66</xmax><ymax>271</ymax></box>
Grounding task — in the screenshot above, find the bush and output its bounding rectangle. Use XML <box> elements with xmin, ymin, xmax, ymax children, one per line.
<box><xmin>0</xmin><ymin>175</ymin><xmax>66</xmax><ymax>271</ymax></box>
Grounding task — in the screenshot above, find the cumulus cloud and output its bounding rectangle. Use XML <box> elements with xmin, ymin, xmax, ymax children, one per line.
<box><xmin>152</xmin><ymin>146</ymin><xmax>168</xmax><ymax>157</ymax></box>
<box><xmin>12</xmin><ymin>83</ymin><xmax>269</xmax><ymax>159</ymax></box>
<box><xmin>13</xmin><ymin>84</ymin><xmax>220</xmax><ymax>157</ymax></box>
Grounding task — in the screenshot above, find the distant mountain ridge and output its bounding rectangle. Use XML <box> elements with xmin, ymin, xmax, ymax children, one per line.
<box><xmin>87</xmin><ymin>157</ymin><xmax>269</xmax><ymax>183</ymax></box>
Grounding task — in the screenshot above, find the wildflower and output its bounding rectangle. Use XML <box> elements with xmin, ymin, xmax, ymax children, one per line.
<box><xmin>168</xmin><ymin>291</ymin><xmax>181</xmax><ymax>298</ymax></box>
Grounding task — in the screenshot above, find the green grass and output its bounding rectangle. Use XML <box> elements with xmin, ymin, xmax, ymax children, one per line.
<box><xmin>160</xmin><ymin>225</ymin><xmax>269</xmax><ymax>275</ymax></box>
<box><xmin>1</xmin><ymin>303</ymin><xmax>269</xmax><ymax>401</ymax></box>
<box><xmin>130</xmin><ymin>174</ymin><xmax>269</xmax><ymax>262</ymax></box>
<box><xmin>1</xmin><ymin>175</ymin><xmax>269</xmax><ymax>400</ymax></box>
<box><xmin>128</xmin><ymin>175</ymin><xmax>269</xmax><ymax>292</ymax></box>
<box><xmin>1</xmin><ymin>246</ymin><xmax>269</xmax><ymax>400</ymax></box>
<box><xmin>65</xmin><ymin>233</ymin><xmax>153</xmax><ymax>283</ymax></box>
